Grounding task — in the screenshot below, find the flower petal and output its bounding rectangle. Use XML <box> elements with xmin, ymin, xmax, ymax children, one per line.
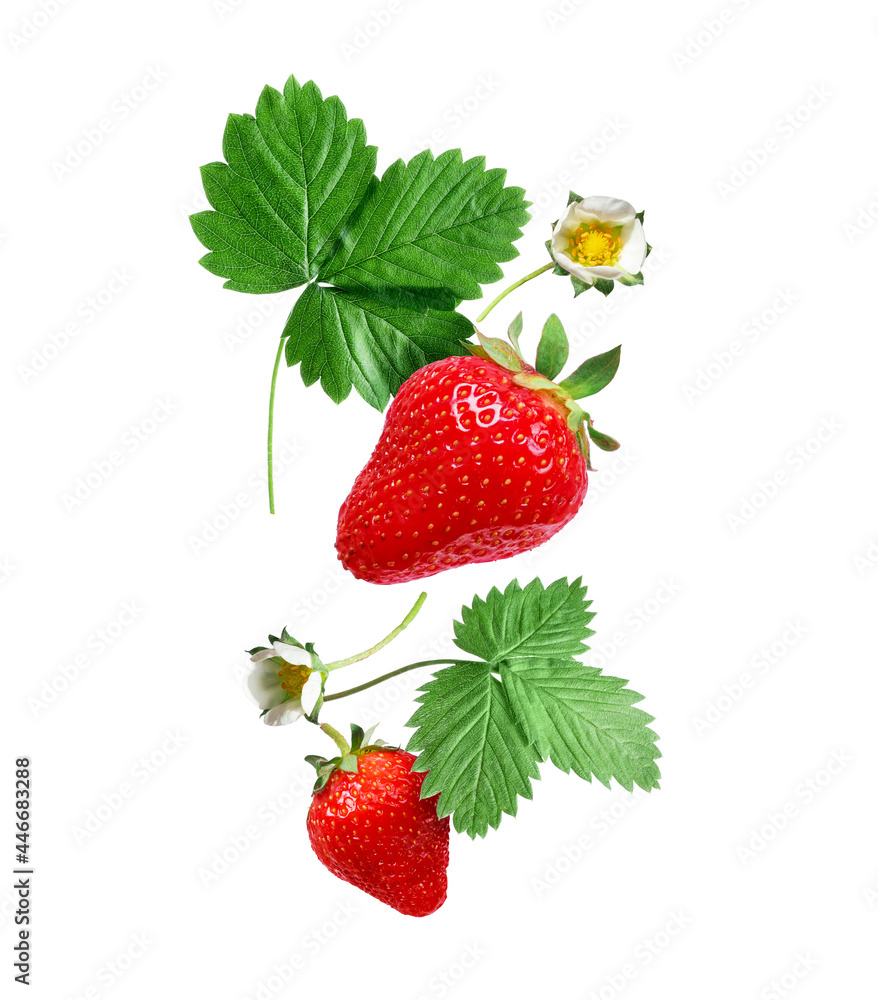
<box><xmin>582</xmin><ymin>265</ymin><xmax>626</xmax><ymax>280</ymax></box>
<box><xmin>574</xmin><ymin>196</ymin><xmax>636</xmax><ymax>224</ymax></box>
<box><xmin>263</xmin><ymin>698</ymin><xmax>305</xmax><ymax>726</ymax></box>
<box><xmin>616</xmin><ymin>219</ymin><xmax>647</xmax><ymax>273</ymax></box>
<box><xmin>299</xmin><ymin>672</ymin><xmax>323</xmax><ymax>717</ymax></box>
<box><xmin>245</xmin><ymin>661</ymin><xmax>286</xmax><ymax>711</ymax></box>
<box><xmin>250</xmin><ymin>648</ymin><xmax>277</xmax><ymax>663</ymax></box>
<box><xmin>272</xmin><ymin>641</ymin><xmax>313</xmax><ymax>667</ymax></box>
<box><xmin>550</xmin><ymin>249</ymin><xmax>597</xmax><ymax>284</ymax></box>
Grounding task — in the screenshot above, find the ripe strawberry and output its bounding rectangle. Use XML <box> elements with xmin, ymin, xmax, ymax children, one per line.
<box><xmin>335</xmin><ymin>329</ymin><xmax>617</xmax><ymax>584</ymax></box>
<box><xmin>307</xmin><ymin>749</ymin><xmax>450</xmax><ymax>917</ymax></box>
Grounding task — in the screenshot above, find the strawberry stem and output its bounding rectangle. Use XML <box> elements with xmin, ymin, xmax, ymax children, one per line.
<box><xmin>326</xmin><ymin>592</ymin><xmax>428</xmax><ymax>671</ymax></box>
<box><xmin>320</xmin><ymin>723</ymin><xmax>351</xmax><ymax>756</ymax></box>
<box><xmin>475</xmin><ymin>262</ymin><xmax>553</xmax><ymax>323</ymax></box>
<box><xmin>324</xmin><ymin>659</ymin><xmax>468</xmax><ymax>702</ymax></box>
<box><xmin>267</xmin><ymin>335</ymin><xmax>286</xmax><ymax>515</ymax></box>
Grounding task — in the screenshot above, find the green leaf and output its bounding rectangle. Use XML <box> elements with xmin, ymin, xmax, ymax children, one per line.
<box><xmin>567</xmin><ymin>189</ymin><xmax>584</xmax><ymax>205</ymax></box>
<box><xmin>499</xmin><ymin>658</ymin><xmax>661</xmax><ymax>792</ymax></box>
<box><xmin>571</xmin><ymin>275</ymin><xmax>592</xmax><ymax>297</ymax></box>
<box><xmin>508</xmin><ymin>312</ymin><xmax>524</xmax><ymax>356</ymax></box>
<box><xmin>283</xmin><ymin>284</ymin><xmax>472</xmax><ymax>408</ymax></box>
<box><xmin>406</xmin><ymin>662</ymin><xmax>540</xmax><ymax>838</ymax></box>
<box><xmin>535</xmin><ymin>314</ymin><xmax>569</xmax><ymax>381</ymax></box>
<box><xmin>321</xmin><ymin>149</ymin><xmax>531</xmax><ymax>311</ymax></box>
<box><xmin>453</xmin><ymin>578</ymin><xmax>594</xmax><ymax>664</ymax></box>
<box><xmin>191</xmin><ymin>76</ymin><xmax>377</xmax><ymax>294</ymax></box>
<box><xmin>558</xmin><ymin>345</ymin><xmax>621</xmax><ymax>400</ymax></box>
<box><xmin>553</xmin><ymin>263</ymin><xmax>569</xmax><ymax>276</ymax></box>
<box><xmin>593</xmin><ymin>278</ymin><xmax>615</xmax><ymax>296</ymax></box>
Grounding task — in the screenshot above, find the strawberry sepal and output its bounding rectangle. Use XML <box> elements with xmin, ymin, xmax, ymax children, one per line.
<box><xmin>305</xmin><ymin>723</ymin><xmax>394</xmax><ymax>794</ymax></box>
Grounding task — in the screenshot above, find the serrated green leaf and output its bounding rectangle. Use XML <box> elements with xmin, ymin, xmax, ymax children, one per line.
<box><xmin>593</xmin><ymin>278</ymin><xmax>615</xmax><ymax>296</ymax></box>
<box><xmin>499</xmin><ymin>657</ymin><xmax>661</xmax><ymax>792</ymax></box>
<box><xmin>322</xmin><ymin>149</ymin><xmax>530</xmax><ymax>310</ymax></box>
<box><xmin>192</xmin><ymin>76</ymin><xmax>377</xmax><ymax>294</ymax></box>
<box><xmin>558</xmin><ymin>345</ymin><xmax>621</xmax><ymax>400</ymax></box>
<box><xmin>453</xmin><ymin>578</ymin><xmax>594</xmax><ymax>664</ymax></box>
<box><xmin>406</xmin><ymin>662</ymin><xmax>540</xmax><ymax>838</ymax></box>
<box><xmin>571</xmin><ymin>275</ymin><xmax>593</xmax><ymax>297</ymax></box>
<box><xmin>535</xmin><ymin>314</ymin><xmax>569</xmax><ymax>381</ymax></box>
<box><xmin>283</xmin><ymin>284</ymin><xmax>473</xmax><ymax>408</ymax></box>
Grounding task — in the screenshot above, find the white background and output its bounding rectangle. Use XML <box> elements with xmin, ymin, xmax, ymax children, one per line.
<box><xmin>3</xmin><ymin>0</ymin><xmax>877</xmax><ymax>997</ymax></box>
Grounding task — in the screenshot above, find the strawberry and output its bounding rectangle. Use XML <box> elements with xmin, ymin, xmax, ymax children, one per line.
<box><xmin>336</xmin><ymin>328</ymin><xmax>617</xmax><ymax>584</ymax></box>
<box><xmin>307</xmin><ymin>747</ymin><xmax>450</xmax><ymax>917</ymax></box>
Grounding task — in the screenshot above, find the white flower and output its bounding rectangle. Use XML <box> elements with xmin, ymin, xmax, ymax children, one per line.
<box><xmin>246</xmin><ymin>640</ymin><xmax>323</xmax><ymax>726</ymax></box>
<box><xmin>551</xmin><ymin>196</ymin><xmax>646</xmax><ymax>286</ymax></box>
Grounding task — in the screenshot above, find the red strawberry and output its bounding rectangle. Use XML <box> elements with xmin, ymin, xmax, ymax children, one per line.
<box><xmin>307</xmin><ymin>749</ymin><xmax>450</xmax><ymax>917</ymax></box>
<box><xmin>336</xmin><ymin>339</ymin><xmax>595</xmax><ymax>584</ymax></box>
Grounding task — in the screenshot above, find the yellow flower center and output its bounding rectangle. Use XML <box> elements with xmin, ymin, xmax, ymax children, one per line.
<box><xmin>568</xmin><ymin>223</ymin><xmax>623</xmax><ymax>267</ymax></box>
<box><xmin>277</xmin><ymin>662</ymin><xmax>312</xmax><ymax>697</ymax></box>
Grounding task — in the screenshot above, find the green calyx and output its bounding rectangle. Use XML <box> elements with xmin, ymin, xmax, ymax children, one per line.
<box><xmin>305</xmin><ymin>723</ymin><xmax>394</xmax><ymax>793</ymax></box>
<box><xmin>464</xmin><ymin>319</ymin><xmax>622</xmax><ymax>470</ymax></box>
